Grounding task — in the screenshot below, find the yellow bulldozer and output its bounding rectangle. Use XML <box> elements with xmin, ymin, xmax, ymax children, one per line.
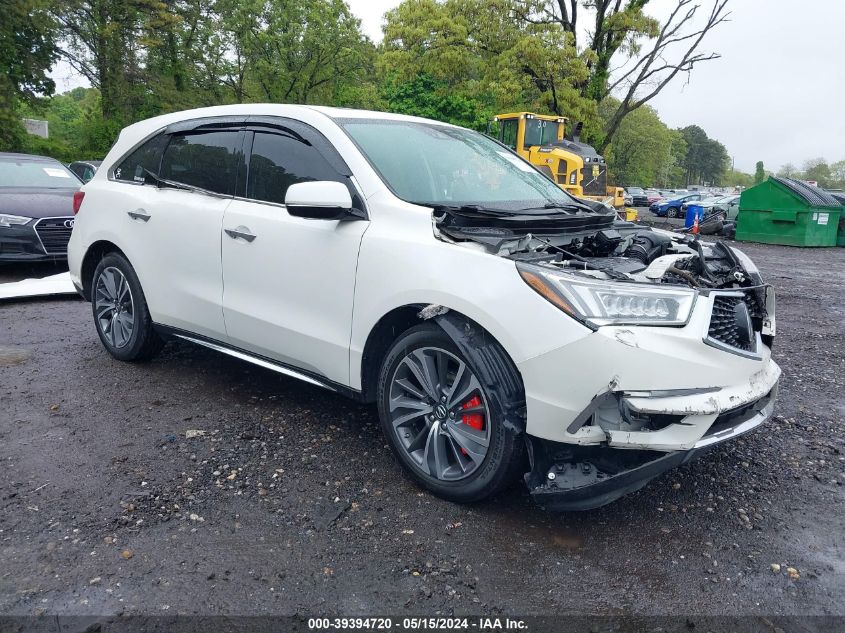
<box><xmin>490</xmin><ymin>112</ymin><xmax>625</xmax><ymax>209</ymax></box>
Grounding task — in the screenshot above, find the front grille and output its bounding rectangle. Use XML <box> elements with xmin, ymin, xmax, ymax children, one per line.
<box><xmin>708</xmin><ymin>294</ymin><xmax>760</xmax><ymax>352</ymax></box>
<box><xmin>632</xmin><ymin>195</ymin><xmax>648</xmax><ymax>206</ymax></box>
<box><xmin>34</xmin><ymin>217</ymin><xmax>74</xmax><ymax>254</ymax></box>
<box><xmin>580</xmin><ymin>164</ymin><xmax>607</xmax><ymax>196</ymax></box>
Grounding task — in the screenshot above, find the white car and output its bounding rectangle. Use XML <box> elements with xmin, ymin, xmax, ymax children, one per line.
<box><xmin>67</xmin><ymin>105</ymin><xmax>780</xmax><ymax>510</ymax></box>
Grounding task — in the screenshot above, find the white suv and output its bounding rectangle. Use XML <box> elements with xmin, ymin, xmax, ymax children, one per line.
<box><xmin>68</xmin><ymin>105</ymin><xmax>780</xmax><ymax>510</ymax></box>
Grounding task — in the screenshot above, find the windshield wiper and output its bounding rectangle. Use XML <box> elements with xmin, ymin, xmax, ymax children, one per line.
<box><xmin>515</xmin><ymin>201</ymin><xmax>585</xmax><ymax>212</ymax></box>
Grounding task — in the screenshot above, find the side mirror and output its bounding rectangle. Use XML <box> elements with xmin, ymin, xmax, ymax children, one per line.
<box><xmin>284</xmin><ymin>181</ymin><xmax>360</xmax><ymax>220</ymax></box>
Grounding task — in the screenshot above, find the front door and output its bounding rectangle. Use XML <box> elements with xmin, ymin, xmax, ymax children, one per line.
<box><xmin>221</xmin><ymin>124</ymin><xmax>369</xmax><ymax>385</ymax></box>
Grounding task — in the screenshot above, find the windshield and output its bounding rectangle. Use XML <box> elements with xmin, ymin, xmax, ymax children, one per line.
<box><xmin>339</xmin><ymin>119</ymin><xmax>581</xmax><ymax>211</ymax></box>
<box><xmin>627</xmin><ymin>187</ymin><xmax>644</xmax><ymax>195</ymax></box>
<box><xmin>523</xmin><ymin>119</ymin><xmax>559</xmax><ymax>147</ymax></box>
<box><xmin>0</xmin><ymin>159</ymin><xmax>79</xmax><ymax>188</ymax></box>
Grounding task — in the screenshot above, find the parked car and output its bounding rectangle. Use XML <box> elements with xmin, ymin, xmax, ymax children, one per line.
<box><xmin>712</xmin><ymin>194</ymin><xmax>741</xmax><ymax>220</ymax></box>
<box><xmin>651</xmin><ymin>193</ymin><xmax>703</xmax><ymax>218</ymax></box>
<box><xmin>645</xmin><ymin>190</ymin><xmax>664</xmax><ymax>205</ymax></box>
<box><xmin>624</xmin><ymin>187</ymin><xmax>649</xmax><ymax>207</ymax></box>
<box><xmin>68</xmin><ymin>160</ymin><xmax>102</xmax><ymax>183</ymax></box>
<box><xmin>67</xmin><ymin>105</ymin><xmax>780</xmax><ymax>511</ymax></box>
<box><xmin>0</xmin><ymin>152</ymin><xmax>81</xmax><ymax>262</ymax></box>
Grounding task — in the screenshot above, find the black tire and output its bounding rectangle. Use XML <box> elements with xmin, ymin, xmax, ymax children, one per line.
<box><xmin>668</xmin><ymin>207</ymin><xmax>679</xmax><ymax>219</ymax></box>
<box><xmin>91</xmin><ymin>252</ymin><xmax>164</xmax><ymax>361</ymax></box>
<box><xmin>376</xmin><ymin>322</ymin><xmax>525</xmax><ymax>503</ymax></box>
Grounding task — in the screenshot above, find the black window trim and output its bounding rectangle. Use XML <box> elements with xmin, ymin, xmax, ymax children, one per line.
<box><xmin>109</xmin><ymin>121</ymin><xmax>246</xmax><ymax>198</ymax></box>
<box><xmin>236</xmin><ymin>117</ymin><xmax>368</xmax><ymax>218</ymax></box>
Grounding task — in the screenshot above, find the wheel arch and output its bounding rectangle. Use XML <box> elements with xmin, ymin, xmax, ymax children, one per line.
<box><xmin>80</xmin><ymin>240</ymin><xmax>128</xmax><ymax>301</ymax></box>
<box><xmin>358</xmin><ymin>304</ymin><xmax>526</xmax><ymax>422</ymax></box>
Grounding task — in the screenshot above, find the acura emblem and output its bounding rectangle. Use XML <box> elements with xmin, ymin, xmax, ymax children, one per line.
<box><xmin>63</xmin><ymin>219</ymin><xmax>75</xmax><ymax>229</ymax></box>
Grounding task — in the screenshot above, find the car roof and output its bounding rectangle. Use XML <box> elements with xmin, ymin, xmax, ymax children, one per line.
<box><xmin>115</xmin><ymin>104</ymin><xmax>460</xmax><ymax>143</ymax></box>
<box><xmin>0</xmin><ymin>152</ymin><xmax>63</xmax><ymax>163</ymax></box>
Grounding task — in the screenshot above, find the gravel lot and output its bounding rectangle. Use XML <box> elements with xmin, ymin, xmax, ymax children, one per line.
<box><xmin>1</xmin><ymin>223</ymin><xmax>844</xmax><ymax>619</ymax></box>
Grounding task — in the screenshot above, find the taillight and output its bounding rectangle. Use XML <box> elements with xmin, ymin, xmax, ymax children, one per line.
<box><xmin>72</xmin><ymin>191</ymin><xmax>85</xmax><ymax>215</ymax></box>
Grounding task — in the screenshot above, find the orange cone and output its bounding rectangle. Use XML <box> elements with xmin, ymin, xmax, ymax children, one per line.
<box><xmin>692</xmin><ymin>213</ymin><xmax>700</xmax><ymax>235</ymax></box>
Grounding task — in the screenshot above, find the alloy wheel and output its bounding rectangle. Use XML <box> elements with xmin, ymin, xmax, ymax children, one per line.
<box><xmin>95</xmin><ymin>267</ymin><xmax>135</xmax><ymax>349</ymax></box>
<box><xmin>388</xmin><ymin>346</ymin><xmax>491</xmax><ymax>481</ymax></box>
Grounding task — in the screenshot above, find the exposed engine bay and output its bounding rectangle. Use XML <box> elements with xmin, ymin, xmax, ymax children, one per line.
<box><xmin>436</xmin><ymin>204</ymin><xmax>755</xmax><ymax>289</ymax></box>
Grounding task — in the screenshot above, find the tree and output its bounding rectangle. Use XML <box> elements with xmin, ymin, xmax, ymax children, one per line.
<box><xmin>601</xmin><ymin>100</ymin><xmax>673</xmax><ymax>187</ymax></box>
<box><xmin>381</xmin><ymin>75</ymin><xmax>489</xmax><ymax>130</ymax></box>
<box><xmin>53</xmin><ymin>0</ymin><xmax>170</xmax><ymax>126</ymax></box>
<box><xmin>219</xmin><ymin>0</ymin><xmax>375</xmax><ymax>105</ymax></box>
<box><xmin>379</xmin><ymin>0</ymin><xmax>596</xmax><ymax>132</ymax></box>
<box><xmin>514</xmin><ymin>0</ymin><xmax>730</xmax><ymax>151</ymax></box>
<box><xmin>754</xmin><ymin>161</ymin><xmax>765</xmax><ymax>184</ymax></box>
<box><xmin>830</xmin><ymin>160</ymin><xmax>845</xmax><ymax>189</ymax></box>
<box><xmin>724</xmin><ymin>168</ymin><xmax>753</xmax><ymax>189</ymax></box>
<box><xmin>802</xmin><ymin>158</ymin><xmax>832</xmax><ymax>188</ymax></box>
<box><xmin>0</xmin><ymin>0</ymin><xmax>58</xmax><ymax>150</ymax></box>
<box><xmin>678</xmin><ymin>125</ymin><xmax>727</xmax><ymax>186</ymax></box>
<box><xmin>777</xmin><ymin>162</ymin><xmax>797</xmax><ymax>178</ymax></box>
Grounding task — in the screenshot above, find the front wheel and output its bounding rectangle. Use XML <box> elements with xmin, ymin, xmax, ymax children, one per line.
<box><xmin>376</xmin><ymin>323</ymin><xmax>525</xmax><ymax>503</ymax></box>
<box><xmin>668</xmin><ymin>207</ymin><xmax>680</xmax><ymax>218</ymax></box>
<box><xmin>91</xmin><ymin>253</ymin><xmax>164</xmax><ymax>361</ymax></box>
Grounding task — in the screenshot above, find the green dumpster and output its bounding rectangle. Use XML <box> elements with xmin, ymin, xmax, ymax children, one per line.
<box><xmin>735</xmin><ymin>177</ymin><xmax>840</xmax><ymax>247</ymax></box>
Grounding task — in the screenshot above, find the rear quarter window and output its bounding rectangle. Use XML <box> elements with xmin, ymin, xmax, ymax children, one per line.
<box><xmin>113</xmin><ymin>134</ymin><xmax>168</xmax><ymax>184</ymax></box>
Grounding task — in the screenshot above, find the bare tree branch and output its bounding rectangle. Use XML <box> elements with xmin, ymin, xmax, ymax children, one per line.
<box><xmin>599</xmin><ymin>0</ymin><xmax>730</xmax><ymax>152</ymax></box>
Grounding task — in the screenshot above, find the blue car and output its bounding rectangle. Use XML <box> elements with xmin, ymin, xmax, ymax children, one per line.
<box><xmin>650</xmin><ymin>193</ymin><xmax>702</xmax><ymax>218</ymax></box>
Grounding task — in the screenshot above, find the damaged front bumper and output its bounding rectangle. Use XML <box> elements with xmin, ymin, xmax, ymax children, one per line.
<box><xmin>517</xmin><ymin>309</ymin><xmax>781</xmax><ymax>510</ymax></box>
<box><xmin>525</xmin><ymin>384</ymin><xmax>777</xmax><ymax>511</ymax></box>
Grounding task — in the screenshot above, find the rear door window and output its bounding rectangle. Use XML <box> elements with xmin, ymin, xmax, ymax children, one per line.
<box><xmin>246</xmin><ymin>131</ymin><xmax>344</xmax><ymax>205</ymax></box>
<box><xmin>160</xmin><ymin>130</ymin><xmax>241</xmax><ymax>196</ymax></box>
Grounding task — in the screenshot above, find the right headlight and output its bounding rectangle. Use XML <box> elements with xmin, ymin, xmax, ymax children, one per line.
<box><xmin>0</xmin><ymin>214</ymin><xmax>32</xmax><ymax>227</ymax></box>
<box><xmin>517</xmin><ymin>262</ymin><xmax>697</xmax><ymax>328</ymax></box>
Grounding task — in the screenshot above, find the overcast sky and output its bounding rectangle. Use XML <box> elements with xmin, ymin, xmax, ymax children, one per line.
<box><xmin>50</xmin><ymin>0</ymin><xmax>845</xmax><ymax>173</ymax></box>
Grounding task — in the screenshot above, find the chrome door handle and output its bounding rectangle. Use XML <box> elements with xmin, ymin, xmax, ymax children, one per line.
<box><xmin>224</xmin><ymin>227</ymin><xmax>256</xmax><ymax>242</ymax></box>
<box><xmin>127</xmin><ymin>209</ymin><xmax>151</xmax><ymax>222</ymax></box>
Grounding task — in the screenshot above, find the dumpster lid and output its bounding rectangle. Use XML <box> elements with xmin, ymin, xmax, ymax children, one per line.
<box><xmin>772</xmin><ymin>177</ymin><xmax>841</xmax><ymax>207</ymax></box>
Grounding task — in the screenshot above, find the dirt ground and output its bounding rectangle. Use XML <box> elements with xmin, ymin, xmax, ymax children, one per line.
<box><xmin>1</xmin><ymin>226</ymin><xmax>843</xmax><ymax>619</ymax></box>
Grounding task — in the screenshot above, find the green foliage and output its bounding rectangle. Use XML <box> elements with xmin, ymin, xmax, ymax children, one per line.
<box><xmin>801</xmin><ymin>158</ymin><xmax>832</xmax><ymax>188</ymax></box>
<box><xmin>381</xmin><ymin>75</ymin><xmax>491</xmax><ymax>131</ymax></box>
<box><xmin>679</xmin><ymin>126</ymin><xmax>729</xmax><ymax>186</ymax></box>
<box><xmin>15</xmin><ymin>0</ymin><xmax>735</xmax><ymax>191</ymax></box>
<box><xmin>601</xmin><ymin>100</ymin><xmax>680</xmax><ymax>187</ymax></box>
<box><xmin>18</xmin><ymin>87</ymin><xmax>116</xmax><ymax>160</ymax></box>
<box><xmin>773</xmin><ymin>158</ymin><xmax>845</xmax><ymax>190</ymax></box>
<box><xmin>724</xmin><ymin>168</ymin><xmax>754</xmax><ymax>189</ymax></box>
<box><xmin>379</xmin><ymin>0</ymin><xmax>597</xmax><ymax>132</ymax></box>
<box><xmin>754</xmin><ymin>161</ymin><xmax>766</xmax><ymax>185</ymax></box>
<box><xmin>0</xmin><ymin>0</ymin><xmax>58</xmax><ymax>149</ymax></box>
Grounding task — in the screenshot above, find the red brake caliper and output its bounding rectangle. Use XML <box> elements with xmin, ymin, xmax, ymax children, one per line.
<box><xmin>461</xmin><ymin>396</ymin><xmax>484</xmax><ymax>430</ymax></box>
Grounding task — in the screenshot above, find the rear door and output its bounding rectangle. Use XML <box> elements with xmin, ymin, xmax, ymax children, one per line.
<box><xmin>220</xmin><ymin>119</ymin><xmax>369</xmax><ymax>385</ymax></box>
<box><xmin>111</xmin><ymin>124</ymin><xmax>244</xmax><ymax>339</ymax></box>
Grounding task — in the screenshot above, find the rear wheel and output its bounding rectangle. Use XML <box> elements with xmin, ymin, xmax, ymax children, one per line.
<box><xmin>376</xmin><ymin>323</ymin><xmax>524</xmax><ymax>503</ymax></box>
<box><xmin>92</xmin><ymin>253</ymin><xmax>163</xmax><ymax>361</ymax></box>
